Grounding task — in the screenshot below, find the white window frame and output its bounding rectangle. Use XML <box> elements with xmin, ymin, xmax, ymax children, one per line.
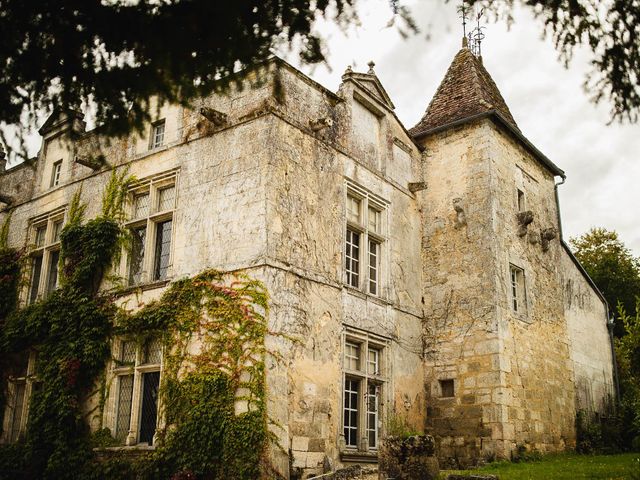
<box><xmin>150</xmin><ymin>119</ymin><xmax>166</xmax><ymax>149</ymax></box>
<box><xmin>50</xmin><ymin>160</ymin><xmax>63</xmax><ymax>188</ymax></box>
<box><xmin>345</xmin><ymin>182</ymin><xmax>388</xmax><ymax>297</ymax></box>
<box><xmin>341</xmin><ymin>327</ymin><xmax>389</xmax><ymax>453</ymax></box>
<box><xmin>1</xmin><ymin>351</ymin><xmax>38</xmax><ymax>444</ymax></box>
<box><xmin>110</xmin><ymin>338</ymin><xmax>163</xmax><ymax>446</ymax></box>
<box><xmin>26</xmin><ymin>208</ymin><xmax>65</xmax><ymax>304</ymax></box>
<box><xmin>509</xmin><ymin>264</ymin><xmax>527</xmax><ymax>314</ymax></box>
<box><xmin>122</xmin><ymin>171</ymin><xmax>178</xmax><ymax>286</ymax></box>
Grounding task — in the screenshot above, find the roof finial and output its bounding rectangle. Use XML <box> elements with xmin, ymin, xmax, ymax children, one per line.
<box><xmin>367</xmin><ymin>61</ymin><xmax>375</xmax><ymax>74</ymax></box>
<box><xmin>457</xmin><ymin>1</ymin><xmax>470</xmax><ymax>45</ymax></box>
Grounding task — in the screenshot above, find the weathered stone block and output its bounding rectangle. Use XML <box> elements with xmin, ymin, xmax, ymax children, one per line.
<box><xmin>292</xmin><ymin>436</ymin><xmax>309</xmax><ymax>451</ymax></box>
<box><xmin>379</xmin><ymin>435</ymin><xmax>439</xmax><ymax>480</ymax></box>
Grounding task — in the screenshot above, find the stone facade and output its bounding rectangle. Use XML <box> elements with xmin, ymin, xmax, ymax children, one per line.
<box><xmin>0</xmin><ymin>46</ymin><xmax>615</xmax><ymax>477</ymax></box>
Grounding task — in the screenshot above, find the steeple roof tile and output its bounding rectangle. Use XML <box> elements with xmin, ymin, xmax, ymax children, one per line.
<box><xmin>409</xmin><ymin>47</ymin><xmax>519</xmax><ymax>137</ymax></box>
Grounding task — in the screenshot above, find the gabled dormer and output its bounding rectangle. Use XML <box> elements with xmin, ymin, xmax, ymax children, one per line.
<box><xmin>338</xmin><ymin>62</ymin><xmax>419</xmax><ymax>187</ymax></box>
<box><xmin>37</xmin><ymin>108</ymin><xmax>86</xmax><ymax>193</ymax></box>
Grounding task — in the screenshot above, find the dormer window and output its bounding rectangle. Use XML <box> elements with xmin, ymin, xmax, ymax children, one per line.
<box><xmin>50</xmin><ymin>160</ymin><xmax>62</xmax><ymax>188</ymax></box>
<box><xmin>150</xmin><ymin>120</ymin><xmax>166</xmax><ymax>149</ymax></box>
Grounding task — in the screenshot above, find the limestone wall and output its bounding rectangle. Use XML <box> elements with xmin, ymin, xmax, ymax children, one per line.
<box><xmin>261</xmin><ymin>66</ymin><xmax>425</xmax><ymax>478</ymax></box>
<box><xmin>561</xmin><ymin>248</ymin><xmax>614</xmax><ymax>412</ymax></box>
<box><xmin>488</xmin><ymin>121</ymin><xmax>576</xmax><ymax>455</ymax></box>
<box><xmin>419</xmin><ymin>120</ymin><xmax>502</xmax><ymax>467</ymax></box>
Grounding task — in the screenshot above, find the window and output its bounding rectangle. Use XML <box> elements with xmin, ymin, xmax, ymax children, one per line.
<box><xmin>150</xmin><ymin>120</ymin><xmax>166</xmax><ymax>149</ymax></box>
<box><xmin>342</xmin><ymin>328</ymin><xmax>388</xmax><ymax>452</ymax></box>
<box><xmin>345</xmin><ymin>184</ymin><xmax>387</xmax><ymax>296</ymax></box>
<box><xmin>50</xmin><ymin>160</ymin><xmax>62</xmax><ymax>188</ymax></box>
<box><xmin>112</xmin><ymin>338</ymin><xmax>162</xmax><ymax>446</ymax></box>
<box><xmin>2</xmin><ymin>352</ymin><xmax>38</xmax><ymax>443</ymax></box>
<box><xmin>517</xmin><ymin>189</ymin><xmax>525</xmax><ymax>212</ymax></box>
<box><xmin>439</xmin><ymin>379</ymin><xmax>455</xmax><ymax>398</ymax></box>
<box><xmin>28</xmin><ymin>210</ymin><xmax>65</xmax><ymax>303</ymax></box>
<box><xmin>510</xmin><ymin>264</ymin><xmax>526</xmax><ymax>313</ymax></box>
<box><xmin>125</xmin><ymin>173</ymin><xmax>177</xmax><ymax>286</ymax></box>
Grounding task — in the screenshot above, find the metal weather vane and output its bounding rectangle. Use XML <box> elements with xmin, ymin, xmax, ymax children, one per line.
<box><xmin>457</xmin><ymin>1</ymin><xmax>486</xmax><ymax>58</ymax></box>
<box><xmin>470</xmin><ymin>7</ymin><xmax>486</xmax><ymax>58</ymax></box>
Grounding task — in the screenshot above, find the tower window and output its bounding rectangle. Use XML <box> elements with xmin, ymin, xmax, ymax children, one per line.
<box><xmin>517</xmin><ymin>189</ymin><xmax>525</xmax><ymax>212</ymax></box>
<box><xmin>510</xmin><ymin>264</ymin><xmax>526</xmax><ymax>313</ymax></box>
<box><xmin>439</xmin><ymin>379</ymin><xmax>455</xmax><ymax>398</ymax></box>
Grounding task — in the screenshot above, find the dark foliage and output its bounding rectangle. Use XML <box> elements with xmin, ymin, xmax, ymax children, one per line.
<box><xmin>569</xmin><ymin>228</ymin><xmax>640</xmax><ymax>338</ymax></box>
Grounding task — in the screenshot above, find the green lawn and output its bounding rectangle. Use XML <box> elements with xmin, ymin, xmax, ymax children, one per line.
<box><xmin>439</xmin><ymin>453</ymin><xmax>640</xmax><ymax>480</ymax></box>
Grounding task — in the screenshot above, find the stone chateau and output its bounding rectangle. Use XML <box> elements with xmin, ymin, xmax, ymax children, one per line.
<box><xmin>0</xmin><ymin>41</ymin><xmax>616</xmax><ymax>477</ymax></box>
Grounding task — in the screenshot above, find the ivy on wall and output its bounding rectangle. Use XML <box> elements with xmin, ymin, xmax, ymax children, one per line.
<box><xmin>0</xmin><ymin>170</ymin><xmax>277</xmax><ymax>480</ymax></box>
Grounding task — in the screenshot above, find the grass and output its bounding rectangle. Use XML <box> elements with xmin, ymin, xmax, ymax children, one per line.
<box><xmin>438</xmin><ymin>453</ymin><xmax>640</xmax><ymax>479</ymax></box>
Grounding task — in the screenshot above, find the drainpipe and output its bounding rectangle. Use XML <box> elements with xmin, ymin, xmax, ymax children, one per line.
<box><xmin>606</xmin><ymin>303</ymin><xmax>621</xmax><ymax>408</ymax></box>
<box><xmin>554</xmin><ymin>175</ymin><xmax>566</xmax><ymax>238</ymax></box>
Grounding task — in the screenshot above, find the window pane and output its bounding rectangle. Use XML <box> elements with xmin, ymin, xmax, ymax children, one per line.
<box><xmin>143</xmin><ymin>337</ymin><xmax>162</xmax><ymax>364</ymax></box>
<box><xmin>115</xmin><ymin>375</ymin><xmax>134</xmax><ymax>443</ymax></box>
<box><xmin>368</xmin><ymin>348</ymin><xmax>379</xmax><ymax>375</ymax></box>
<box><xmin>128</xmin><ymin>226</ymin><xmax>146</xmax><ymax>285</ymax></box>
<box><xmin>34</xmin><ymin>226</ymin><xmax>46</xmax><ymax>248</ymax></box>
<box><xmin>46</xmin><ymin>250</ymin><xmax>60</xmax><ymax>294</ymax></box>
<box><xmin>139</xmin><ymin>371</ymin><xmax>160</xmax><ymax>445</ymax></box>
<box><xmin>347</xmin><ymin>195</ymin><xmax>361</xmax><ymax>224</ymax></box>
<box><xmin>366</xmin><ymin>383</ymin><xmax>380</xmax><ymax>448</ymax></box>
<box><xmin>50</xmin><ymin>161</ymin><xmax>62</xmax><ymax>187</ymax></box>
<box><xmin>153</xmin><ymin>220</ymin><xmax>172</xmax><ymax>281</ymax></box>
<box><xmin>368</xmin><ymin>240</ymin><xmax>379</xmax><ymax>295</ymax></box>
<box><xmin>368</xmin><ymin>207</ymin><xmax>381</xmax><ymax>233</ymax></box>
<box><xmin>29</xmin><ymin>255</ymin><xmax>43</xmax><ymax>304</ymax></box>
<box><xmin>120</xmin><ymin>340</ymin><xmax>137</xmax><ymax>364</ymax></box>
<box><xmin>52</xmin><ymin>220</ymin><xmax>63</xmax><ymax>243</ymax></box>
<box><xmin>10</xmin><ymin>382</ymin><xmax>26</xmax><ymax>442</ymax></box>
<box><xmin>157</xmin><ymin>186</ymin><xmax>175</xmax><ymax>212</ymax></box>
<box><xmin>133</xmin><ymin>193</ymin><xmax>150</xmax><ymax>219</ymax></box>
<box><xmin>345</xmin><ymin>229</ymin><xmax>360</xmax><ymax>288</ymax></box>
<box><xmin>152</xmin><ymin>121</ymin><xmax>165</xmax><ymax>148</ymax></box>
<box><xmin>343</xmin><ymin>378</ymin><xmax>359</xmax><ymax>447</ymax></box>
<box><xmin>517</xmin><ymin>189</ymin><xmax>525</xmax><ymax>212</ymax></box>
<box><xmin>344</xmin><ymin>342</ymin><xmax>360</xmax><ymax>371</ymax></box>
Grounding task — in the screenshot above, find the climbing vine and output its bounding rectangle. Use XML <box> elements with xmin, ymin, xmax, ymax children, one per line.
<box><xmin>0</xmin><ymin>169</ymin><xmax>278</xmax><ymax>480</ymax></box>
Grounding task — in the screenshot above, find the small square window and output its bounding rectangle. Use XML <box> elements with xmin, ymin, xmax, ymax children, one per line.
<box><xmin>439</xmin><ymin>379</ymin><xmax>454</xmax><ymax>398</ymax></box>
<box><xmin>150</xmin><ymin>120</ymin><xmax>166</xmax><ymax>149</ymax></box>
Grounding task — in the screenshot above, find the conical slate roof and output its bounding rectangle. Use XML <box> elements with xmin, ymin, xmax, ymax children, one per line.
<box><xmin>409</xmin><ymin>47</ymin><xmax>519</xmax><ymax>138</ymax></box>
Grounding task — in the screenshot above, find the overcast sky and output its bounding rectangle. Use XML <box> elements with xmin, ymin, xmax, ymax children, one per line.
<box><xmin>281</xmin><ymin>0</ymin><xmax>640</xmax><ymax>255</ymax></box>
